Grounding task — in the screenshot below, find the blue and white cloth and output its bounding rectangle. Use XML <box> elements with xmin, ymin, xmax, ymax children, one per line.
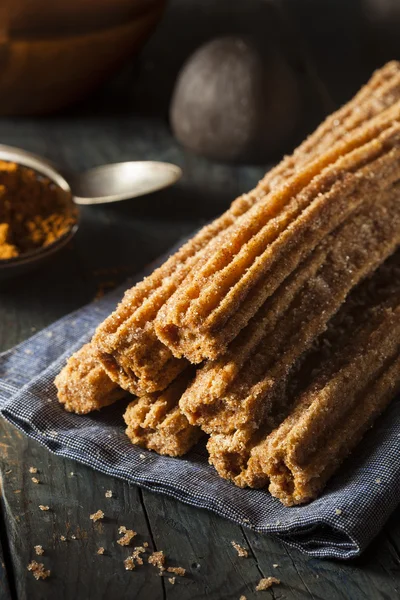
<box><xmin>0</xmin><ymin>253</ymin><xmax>399</xmax><ymax>560</ymax></box>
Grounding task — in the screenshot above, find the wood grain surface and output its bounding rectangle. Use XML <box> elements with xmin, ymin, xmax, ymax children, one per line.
<box><xmin>1</xmin><ymin>1</ymin><xmax>400</xmax><ymax>599</ymax></box>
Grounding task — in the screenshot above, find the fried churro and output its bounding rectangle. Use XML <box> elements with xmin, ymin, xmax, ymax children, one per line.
<box><xmin>92</xmin><ymin>62</ymin><xmax>400</xmax><ymax>394</ymax></box>
<box><xmin>156</xmin><ymin>109</ymin><xmax>400</xmax><ymax>363</ymax></box>
<box><xmin>248</xmin><ymin>300</ymin><xmax>400</xmax><ymax>505</ymax></box>
<box><xmin>55</xmin><ymin>343</ymin><xmax>127</xmax><ymax>414</ymax></box>
<box><xmin>123</xmin><ymin>370</ymin><xmax>203</xmax><ymax>456</ymax></box>
<box><xmin>181</xmin><ymin>179</ymin><xmax>400</xmax><ymax>438</ymax></box>
<box><xmin>209</xmin><ymin>252</ymin><xmax>400</xmax><ymax>494</ymax></box>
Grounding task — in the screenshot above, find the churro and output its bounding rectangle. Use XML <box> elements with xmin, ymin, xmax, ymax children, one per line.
<box><xmin>55</xmin><ymin>343</ymin><xmax>127</xmax><ymax>414</ymax></box>
<box><xmin>92</xmin><ymin>62</ymin><xmax>400</xmax><ymax>393</ymax></box>
<box><xmin>156</xmin><ymin>110</ymin><xmax>400</xmax><ymax>363</ymax></box>
<box><xmin>123</xmin><ymin>370</ymin><xmax>203</xmax><ymax>456</ymax></box>
<box><xmin>181</xmin><ymin>180</ymin><xmax>400</xmax><ymax>438</ymax></box>
<box><xmin>209</xmin><ymin>252</ymin><xmax>400</xmax><ymax>494</ymax></box>
<box><xmin>249</xmin><ymin>302</ymin><xmax>400</xmax><ymax>505</ymax></box>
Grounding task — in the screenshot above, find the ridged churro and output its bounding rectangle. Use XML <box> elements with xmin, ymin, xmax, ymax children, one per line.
<box><xmin>55</xmin><ymin>343</ymin><xmax>127</xmax><ymax>414</ymax></box>
<box><xmin>208</xmin><ymin>252</ymin><xmax>400</xmax><ymax>493</ymax></box>
<box><xmin>53</xmin><ymin>62</ymin><xmax>400</xmax><ymax>508</ymax></box>
<box><xmin>247</xmin><ymin>299</ymin><xmax>400</xmax><ymax>505</ymax></box>
<box><xmin>92</xmin><ymin>62</ymin><xmax>400</xmax><ymax>394</ymax></box>
<box><xmin>156</xmin><ymin>110</ymin><xmax>400</xmax><ymax>363</ymax></box>
<box><xmin>180</xmin><ymin>180</ymin><xmax>400</xmax><ymax>437</ymax></box>
<box><xmin>123</xmin><ymin>370</ymin><xmax>203</xmax><ymax>456</ymax></box>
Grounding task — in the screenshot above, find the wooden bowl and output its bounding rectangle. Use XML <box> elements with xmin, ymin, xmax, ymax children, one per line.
<box><xmin>0</xmin><ymin>0</ymin><xmax>166</xmax><ymax>115</ymax></box>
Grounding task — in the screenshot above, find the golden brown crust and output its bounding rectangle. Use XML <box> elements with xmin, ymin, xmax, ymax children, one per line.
<box><xmin>209</xmin><ymin>254</ymin><xmax>400</xmax><ymax>498</ymax></box>
<box><xmin>55</xmin><ymin>343</ymin><xmax>127</xmax><ymax>414</ymax></box>
<box><xmin>255</xmin><ymin>305</ymin><xmax>400</xmax><ymax>505</ymax></box>
<box><xmin>92</xmin><ymin>62</ymin><xmax>400</xmax><ymax>393</ymax></box>
<box><xmin>123</xmin><ymin>370</ymin><xmax>203</xmax><ymax>456</ymax></box>
<box><xmin>53</xmin><ymin>63</ymin><xmax>400</xmax><ymax>507</ymax></box>
<box><xmin>156</xmin><ymin>110</ymin><xmax>400</xmax><ymax>363</ymax></box>
<box><xmin>180</xmin><ymin>182</ymin><xmax>400</xmax><ymax>440</ymax></box>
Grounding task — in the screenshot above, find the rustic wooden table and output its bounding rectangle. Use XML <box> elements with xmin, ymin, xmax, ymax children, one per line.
<box><xmin>1</xmin><ymin>2</ymin><xmax>400</xmax><ymax>599</ymax></box>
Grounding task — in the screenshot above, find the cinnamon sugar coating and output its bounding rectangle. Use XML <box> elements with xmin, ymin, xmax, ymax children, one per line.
<box><xmin>55</xmin><ymin>343</ymin><xmax>127</xmax><ymax>414</ymax></box>
<box><xmin>156</xmin><ymin>108</ymin><xmax>400</xmax><ymax>363</ymax></box>
<box><xmin>124</xmin><ymin>370</ymin><xmax>203</xmax><ymax>456</ymax></box>
<box><xmin>181</xmin><ymin>182</ymin><xmax>400</xmax><ymax>442</ymax></box>
<box><xmin>92</xmin><ymin>61</ymin><xmax>400</xmax><ymax>394</ymax></box>
<box><xmin>251</xmin><ymin>303</ymin><xmax>400</xmax><ymax>505</ymax></box>
<box><xmin>205</xmin><ymin>213</ymin><xmax>400</xmax><ymax>485</ymax></box>
<box><xmin>220</xmin><ymin>254</ymin><xmax>400</xmax><ymax>501</ymax></box>
<box><xmin>52</xmin><ymin>62</ymin><xmax>400</xmax><ymax>507</ymax></box>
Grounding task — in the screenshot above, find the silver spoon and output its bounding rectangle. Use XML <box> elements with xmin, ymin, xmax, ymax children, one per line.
<box><xmin>0</xmin><ymin>144</ymin><xmax>182</xmax><ymax>279</ymax></box>
<box><xmin>0</xmin><ymin>144</ymin><xmax>182</xmax><ymax>205</ymax></box>
<box><xmin>68</xmin><ymin>160</ymin><xmax>182</xmax><ymax>205</ymax></box>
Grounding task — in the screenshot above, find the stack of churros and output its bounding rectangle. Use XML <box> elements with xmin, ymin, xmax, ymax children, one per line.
<box><xmin>55</xmin><ymin>62</ymin><xmax>400</xmax><ymax>505</ymax></box>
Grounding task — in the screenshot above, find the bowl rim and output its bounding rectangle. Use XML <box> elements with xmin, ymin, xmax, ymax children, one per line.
<box><xmin>0</xmin><ymin>144</ymin><xmax>79</xmax><ymax>270</ymax></box>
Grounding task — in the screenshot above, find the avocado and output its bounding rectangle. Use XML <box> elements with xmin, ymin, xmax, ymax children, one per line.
<box><xmin>170</xmin><ymin>36</ymin><xmax>299</xmax><ymax>163</ymax></box>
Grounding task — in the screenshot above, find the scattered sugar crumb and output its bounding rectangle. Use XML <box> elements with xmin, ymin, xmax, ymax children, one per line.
<box><xmin>70</xmin><ymin>472</ymin><xmax>75</xmax><ymax>476</ymax></box>
<box><xmin>25</xmin><ymin>349</ymin><xmax>32</xmax><ymax>355</ymax></box>
<box><xmin>31</xmin><ymin>477</ymin><xmax>40</xmax><ymax>484</ymax></box>
<box><xmin>39</xmin><ymin>505</ymin><xmax>49</xmax><ymax>511</ymax></box>
<box><xmin>168</xmin><ymin>577</ymin><xmax>176</xmax><ymax>585</ymax></box>
<box><xmin>256</xmin><ymin>577</ymin><xmax>280</xmax><ymax>591</ymax></box>
<box><xmin>34</xmin><ymin>545</ymin><xmax>44</xmax><ymax>556</ymax></box>
<box><xmin>167</xmin><ymin>566</ymin><xmax>186</xmax><ymax>576</ymax></box>
<box><xmin>335</xmin><ymin>509</ymin><xmax>342</xmax><ymax>515</ymax></box>
<box><xmin>131</xmin><ymin>546</ymin><xmax>146</xmax><ymax>565</ymax></box>
<box><xmin>273</xmin><ymin>564</ymin><xmax>279</xmax><ymax>568</ymax></box>
<box><xmin>29</xmin><ymin>467</ymin><xmax>38</xmax><ymax>474</ymax></box>
<box><xmin>124</xmin><ymin>556</ymin><xmax>135</xmax><ymax>571</ymax></box>
<box><xmin>139</xmin><ymin>454</ymin><xmax>146</xmax><ymax>459</ymax></box>
<box><xmin>105</xmin><ymin>490</ymin><xmax>113</xmax><ymax>498</ymax></box>
<box><xmin>27</xmin><ymin>561</ymin><xmax>50</xmax><ymax>580</ymax></box>
<box><xmin>117</xmin><ymin>529</ymin><xmax>136</xmax><ymax>546</ymax></box>
<box><xmin>60</xmin><ymin>536</ymin><xmax>66</xmax><ymax>542</ymax></box>
<box><xmin>97</xmin><ymin>547</ymin><xmax>105</xmax><ymax>555</ymax></box>
<box><xmin>231</xmin><ymin>541</ymin><xmax>248</xmax><ymax>558</ymax></box>
<box><xmin>90</xmin><ymin>510</ymin><xmax>104</xmax><ymax>522</ymax></box>
<box><xmin>148</xmin><ymin>551</ymin><xmax>165</xmax><ymax>570</ymax></box>
<box><xmin>143</xmin><ymin>542</ymin><xmax>149</xmax><ymax>548</ymax></box>
<box><xmin>71</xmin><ymin>535</ymin><xmax>77</xmax><ymax>540</ymax></box>
<box><xmin>375</xmin><ymin>478</ymin><xmax>381</xmax><ymax>484</ymax></box>
<box><xmin>45</xmin><ymin>331</ymin><xmax>53</xmax><ymax>338</ymax></box>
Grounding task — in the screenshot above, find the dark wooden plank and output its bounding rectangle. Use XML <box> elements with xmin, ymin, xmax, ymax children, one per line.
<box><xmin>0</xmin><ymin>533</ymin><xmax>12</xmax><ymax>600</ymax></box>
<box><xmin>2</xmin><ymin>409</ymin><xmax>400</xmax><ymax>600</ymax></box>
<box><xmin>0</xmin><ymin>419</ymin><xmax>164</xmax><ymax>600</ymax></box>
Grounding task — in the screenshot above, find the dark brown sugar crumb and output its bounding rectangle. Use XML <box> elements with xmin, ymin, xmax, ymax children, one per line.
<box><xmin>255</xmin><ymin>577</ymin><xmax>281</xmax><ymax>591</ymax></box>
<box><xmin>117</xmin><ymin>529</ymin><xmax>136</xmax><ymax>546</ymax></box>
<box><xmin>27</xmin><ymin>560</ymin><xmax>50</xmax><ymax>580</ymax></box>
<box><xmin>124</xmin><ymin>556</ymin><xmax>135</xmax><ymax>571</ymax></box>
<box><xmin>167</xmin><ymin>566</ymin><xmax>186</xmax><ymax>576</ymax></box>
<box><xmin>90</xmin><ymin>510</ymin><xmax>104</xmax><ymax>522</ymax></box>
<box><xmin>148</xmin><ymin>550</ymin><xmax>165</xmax><ymax>570</ymax></box>
<box><xmin>231</xmin><ymin>541</ymin><xmax>248</xmax><ymax>557</ymax></box>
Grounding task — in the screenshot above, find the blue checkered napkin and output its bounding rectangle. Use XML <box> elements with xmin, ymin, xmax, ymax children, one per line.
<box><xmin>0</xmin><ymin>253</ymin><xmax>399</xmax><ymax>560</ymax></box>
